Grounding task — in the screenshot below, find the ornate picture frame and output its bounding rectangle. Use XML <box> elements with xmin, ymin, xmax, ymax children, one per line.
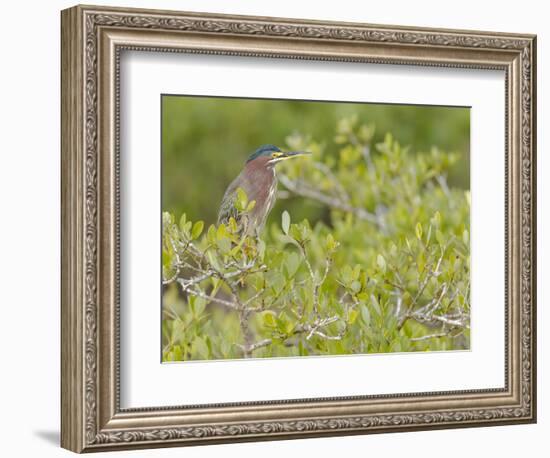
<box><xmin>61</xmin><ymin>4</ymin><xmax>536</xmax><ymax>452</ymax></box>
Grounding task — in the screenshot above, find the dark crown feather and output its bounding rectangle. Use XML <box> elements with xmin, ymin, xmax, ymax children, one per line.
<box><xmin>246</xmin><ymin>144</ymin><xmax>281</xmax><ymax>163</ymax></box>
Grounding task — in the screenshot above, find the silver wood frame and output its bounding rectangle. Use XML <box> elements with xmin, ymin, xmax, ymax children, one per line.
<box><xmin>61</xmin><ymin>4</ymin><xmax>537</xmax><ymax>453</ymax></box>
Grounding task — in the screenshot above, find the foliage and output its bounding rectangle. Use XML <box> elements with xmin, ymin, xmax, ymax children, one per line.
<box><xmin>162</xmin><ymin>117</ymin><xmax>470</xmax><ymax>361</ymax></box>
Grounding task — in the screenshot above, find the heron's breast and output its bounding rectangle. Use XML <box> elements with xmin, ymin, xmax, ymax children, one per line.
<box><xmin>241</xmin><ymin>164</ymin><xmax>275</xmax><ymax>203</ymax></box>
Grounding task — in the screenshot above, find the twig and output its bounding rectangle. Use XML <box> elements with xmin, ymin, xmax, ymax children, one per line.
<box><xmin>410</xmin><ymin>332</ymin><xmax>448</xmax><ymax>342</ymax></box>
<box><xmin>414</xmin><ymin>283</ymin><xmax>448</xmax><ymax>318</ymax></box>
<box><xmin>178</xmin><ymin>281</ymin><xmax>238</xmax><ymax>310</ymax></box>
<box><xmin>238</xmin><ymin>339</ymin><xmax>273</xmax><ymax>354</ymax></box>
<box><xmin>428</xmin><ymin>315</ymin><xmax>469</xmax><ymax>328</ymax></box>
<box><xmin>312</xmin><ymin>161</ymin><xmax>351</xmax><ymax>204</ymax></box>
<box><xmin>394</xmin><ymin>296</ymin><xmax>403</xmax><ymax>318</ymax></box>
<box><xmin>278</xmin><ymin>174</ymin><xmax>386</xmax><ymax>230</ymax></box>
<box><xmin>296</xmin><ymin>242</ymin><xmax>319</xmax><ymax>315</ymax></box>
<box><xmin>304</xmin><ymin>316</ymin><xmax>340</xmax><ymax>340</ymax></box>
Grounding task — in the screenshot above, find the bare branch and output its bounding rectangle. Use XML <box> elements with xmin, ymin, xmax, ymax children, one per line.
<box><xmin>178</xmin><ymin>281</ymin><xmax>240</xmax><ymax>311</ymax></box>
<box><xmin>278</xmin><ymin>174</ymin><xmax>386</xmax><ymax>230</ymax></box>
<box><xmin>238</xmin><ymin>339</ymin><xmax>273</xmax><ymax>354</ymax></box>
<box><xmin>427</xmin><ymin>315</ymin><xmax>469</xmax><ymax>328</ymax></box>
<box><xmin>410</xmin><ymin>333</ymin><xmax>448</xmax><ymax>342</ymax></box>
<box><xmin>304</xmin><ymin>316</ymin><xmax>340</xmax><ymax>340</ymax></box>
<box><xmin>312</xmin><ymin>161</ymin><xmax>351</xmax><ymax>204</ymax></box>
<box><xmin>394</xmin><ymin>296</ymin><xmax>403</xmax><ymax>318</ymax></box>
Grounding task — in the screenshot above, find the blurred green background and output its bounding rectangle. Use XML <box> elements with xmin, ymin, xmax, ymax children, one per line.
<box><xmin>162</xmin><ymin>95</ymin><xmax>469</xmax><ymax>226</ymax></box>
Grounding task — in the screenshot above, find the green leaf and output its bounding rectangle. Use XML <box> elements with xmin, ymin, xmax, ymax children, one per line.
<box><xmin>325</xmin><ymin>233</ymin><xmax>337</xmax><ymax>251</ymax></box>
<box><xmin>163</xmin><ymin>212</ymin><xmax>174</xmax><ymax>228</ymax></box>
<box><xmin>172</xmin><ymin>345</ymin><xmax>183</xmax><ymax>361</ymax></box>
<box><xmin>205</xmin><ymin>336</ymin><xmax>213</xmax><ymax>356</ymax></box>
<box><xmin>246</xmin><ymin>200</ymin><xmax>256</xmax><ymax>212</ymax></box>
<box><xmin>281</xmin><ymin>210</ymin><xmax>291</xmax><ymax>235</ymax></box>
<box><xmin>191</xmin><ymin>221</ymin><xmax>204</xmax><ymax>240</ymax></box>
<box><xmin>377</xmin><ymin>254</ymin><xmax>386</xmax><ymax>274</ymax></box>
<box><xmin>298</xmin><ymin>340</ymin><xmax>308</xmax><ymax>356</ymax></box>
<box><xmin>207</xmin><ymin>224</ymin><xmax>216</xmax><ymax>243</ymax></box>
<box><xmin>188</xmin><ymin>295</ymin><xmax>196</xmax><ymax>315</ymax></box>
<box><xmin>435</xmin><ymin>229</ymin><xmax>445</xmax><ymax>246</ymax></box>
<box><xmin>431</xmin><ymin>211</ymin><xmax>442</xmax><ymax>228</ymax></box>
<box><xmin>340</xmin><ymin>265</ymin><xmax>353</xmax><ymax>284</ymax></box>
<box><xmin>299</xmin><ymin>220</ymin><xmax>311</xmax><ymax>240</ymax></box>
<box><xmin>276</xmin><ymin>313</ymin><xmax>290</xmax><ymax>335</ymax></box>
<box><xmin>162</xmin><ymin>249</ymin><xmax>171</xmax><ymax>269</ymax></box>
<box><xmin>416</xmin><ymin>251</ymin><xmax>426</xmax><ymax>273</ymax></box>
<box><xmin>216</xmin><ymin>237</ymin><xmax>231</xmax><ymax>254</ymax></box>
<box><xmin>284</xmin><ymin>252</ymin><xmax>301</xmax><ymax>277</ymax></box>
<box><xmin>164</xmin><ymin>351</ymin><xmax>174</xmax><ymax>362</ymax></box>
<box><xmin>348</xmin><ymin>309</ymin><xmax>359</xmax><ymax>325</ymax></box>
<box><xmin>257</xmin><ymin>239</ymin><xmax>266</xmax><ymax>260</ymax></box>
<box><xmin>178</xmin><ymin>213</ymin><xmax>187</xmax><ymax>231</ymax></box>
<box><xmin>216</xmin><ymin>224</ymin><xmax>227</xmax><ymax>240</ymax></box>
<box><xmin>289</xmin><ymin>225</ymin><xmax>302</xmax><ymax>241</ymax></box>
<box><xmin>228</xmin><ymin>217</ymin><xmax>238</xmax><ymax>233</ymax></box>
<box><xmin>350</xmin><ymin>280</ymin><xmax>362</xmax><ymax>294</ymax></box>
<box><xmin>235</xmin><ymin>187</ymin><xmax>248</xmax><ymax>211</ymax></box>
<box><xmin>192</xmin><ymin>337</ymin><xmax>209</xmax><ymax>359</ymax></box>
<box><xmin>194</xmin><ymin>297</ymin><xmax>207</xmax><ymax>316</ymax></box>
<box><xmin>352</xmin><ymin>265</ymin><xmax>361</xmax><ymax>280</ymax></box>
<box><xmin>415</xmin><ymin>222</ymin><xmax>423</xmax><ymax>240</ymax></box>
<box><xmin>371</xmin><ymin>296</ymin><xmax>382</xmax><ymax>317</ymax></box>
<box><xmin>263</xmin><ymin>311</ymin><xmax>276</xmax><ymax>327</ymax></box>
<box><xmin>360</xmin><ymin>304</ymin><xmax>371</xmax><ymax>326</ymax></box>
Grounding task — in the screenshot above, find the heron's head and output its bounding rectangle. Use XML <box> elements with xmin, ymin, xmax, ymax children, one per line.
<box><xmin>246</xmin><ymin>144</ymin><xmax>311</xmax><ymax>167</ymax></box>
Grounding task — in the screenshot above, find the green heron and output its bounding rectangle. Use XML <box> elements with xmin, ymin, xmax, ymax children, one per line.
<box><xmin>217</xmin><ymin>144</ymin><xmax>310</xmax><ymax>235</ymax></box>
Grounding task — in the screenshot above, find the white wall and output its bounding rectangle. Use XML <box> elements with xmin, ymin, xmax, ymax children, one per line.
<box><xmin>0</xmin><ymin>1</ymin><xmax>546</xmax><ymax>456</ymax></box>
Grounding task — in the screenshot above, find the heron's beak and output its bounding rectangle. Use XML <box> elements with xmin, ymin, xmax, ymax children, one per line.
<box><xmin>278</xmin><ymin>151</ymin><xmax>312</xmax><ymax>161</ymax></box>
<box><xmin>268</xmin><ymin>150</ymin><xmax>311</xmax><ymax>165</ymax></box>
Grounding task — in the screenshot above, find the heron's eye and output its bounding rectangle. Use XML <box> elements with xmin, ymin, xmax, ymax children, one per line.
<box><xmin>272</xmin><ymin>152</ymin><xmax>283</xmax><ymax>159</ymax></box>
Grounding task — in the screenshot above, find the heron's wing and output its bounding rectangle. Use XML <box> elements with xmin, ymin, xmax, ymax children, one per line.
<box><xmin>217</xmin><ymin>178</ymin><xmax>240</xmax><ymax>226</ymax></box>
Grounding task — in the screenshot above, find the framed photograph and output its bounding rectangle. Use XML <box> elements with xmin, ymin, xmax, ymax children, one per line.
<box><xmin>61</xmin><ymin>4</ymin><xmax>537</xmax><ymax>453</ymax></box>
